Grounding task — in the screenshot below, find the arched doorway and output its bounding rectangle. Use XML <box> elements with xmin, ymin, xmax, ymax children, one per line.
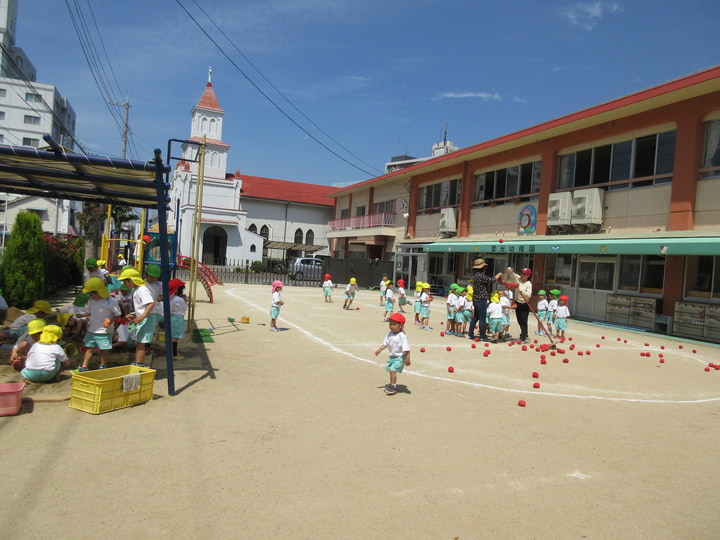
<box><xmin>202</xmin><ymin>226</ymin><xmax>228</xmax><ymax>265</ymax></box>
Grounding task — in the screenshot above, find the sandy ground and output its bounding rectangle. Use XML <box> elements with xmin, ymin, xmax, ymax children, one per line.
<box><xmin>1</xmin><ymin>283</ymin><xmax>719</xmax><ymax>539</ymax></box>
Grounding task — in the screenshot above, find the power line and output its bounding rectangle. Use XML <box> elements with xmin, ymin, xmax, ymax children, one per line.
<box><xmin>175</xmin><ymin>0</ymin><xmax>379</xmax><ymax>179</ymax></box>
<box><xmin>187</xmin><ymin>0</ymin><xmax>382</xmax><ymax>177</ymax></box>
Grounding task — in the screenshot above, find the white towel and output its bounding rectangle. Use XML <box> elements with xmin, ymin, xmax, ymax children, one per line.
<box><xmin>122</xmin><ymin>373</ymin><xmax>141</xmax><ymax>392</ymax></box>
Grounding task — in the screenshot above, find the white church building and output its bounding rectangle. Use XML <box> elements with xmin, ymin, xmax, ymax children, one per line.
<box><xmin>170</xmin><ymin>73</ymin><xmax>334</xmax><ymax>268</ymax></box>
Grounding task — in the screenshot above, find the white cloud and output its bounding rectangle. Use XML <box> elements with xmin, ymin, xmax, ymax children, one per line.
<box><xmin>564</xmin><ymin>2</ymin><xmax>622</xmax><ymax>31</ymax></box>
<box><xmin>433</xmin><ymin>92</ymin><xmax>503</xmax><ymax>101</ymax></box>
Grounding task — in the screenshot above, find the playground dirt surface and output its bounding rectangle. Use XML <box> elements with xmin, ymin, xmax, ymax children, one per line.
<box><xmin>1</xmin><ymin>283</ymin><xmax>719</xmax><ymax>539</ymax></box>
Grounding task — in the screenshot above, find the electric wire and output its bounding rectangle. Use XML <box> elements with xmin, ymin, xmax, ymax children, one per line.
<box><xmin>188</xmin><ymin>0</ymin><xmax>382</xmax><ymax>176</ymax></box>
<box><xmin>175</xmin><ymin>0</ymin><xmax>377</xmax><ymax>179</ymax></box>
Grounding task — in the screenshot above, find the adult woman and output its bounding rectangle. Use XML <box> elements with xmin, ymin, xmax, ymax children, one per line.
<box><xmin>468</xmin><ymin>258</ymin><xmax>504</xmax><ymax>341</ymax></box>
<box><xmin>501</xmin><ymin>267</ymin><xmax>533</xmax><ymax>343</ymax></box>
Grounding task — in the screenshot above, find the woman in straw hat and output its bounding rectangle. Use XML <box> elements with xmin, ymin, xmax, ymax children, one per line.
<box><xmin>468</xmin><ymin>258</ymin><xmax>503</xmax><ymax>341</ymax></box>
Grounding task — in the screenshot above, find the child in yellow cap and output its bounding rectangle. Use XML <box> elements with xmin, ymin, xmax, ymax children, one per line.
<box><xmin>11</xmin><ymin>318</ymin><xmax>46</xmax><ymax>372</ymax></box>
<box><xmin>343</xmin><ymin>278</ymin><xmax>359</xmax><ymax>310</ymax></box>
<box><xmin>21</xmin><ymin>325</ymin><xmax>69</xmax><ymax>383</ymax></box>
<box><xmin>413</xmin><ymin>281</ymin><xmax>424</xmax><ymax>326</ymax></box>
<box><xmin>487</xmin><ymin>291</ymin><xmax>504</xmax><ymax>343</ymax></box>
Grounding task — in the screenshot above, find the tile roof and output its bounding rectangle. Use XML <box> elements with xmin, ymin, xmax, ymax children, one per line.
<box><xmin>195</xmin><ymin>82</ymin><xmax>223</xmax><ymax>112</ymax></box>
<box><xmin>240</xmin><ymin>174</ymin><xmax>336</xmax><ymax>207</ymax></box>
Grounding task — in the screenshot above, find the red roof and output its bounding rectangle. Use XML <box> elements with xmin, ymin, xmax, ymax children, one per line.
<box><xmin>240</xmin><ymin>175</ymin><xmax>335</xmax><ymax>207</ymax></box>
<box><xmin>195</xmin><ymin>82</ymin><xmax>223</xmax><ymax>112</ymax></box>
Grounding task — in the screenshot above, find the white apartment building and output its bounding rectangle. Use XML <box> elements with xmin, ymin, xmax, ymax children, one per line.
<box><xmin>0</xmin><ymin>0</ymin><xmax>79</xmax><ymax>238</ymax></box>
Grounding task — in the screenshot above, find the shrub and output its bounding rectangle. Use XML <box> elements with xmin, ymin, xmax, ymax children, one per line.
<box><xmin>0</xmin><ymin>212</ymin><xmax>45</xmax><ymax>308</ymax></box>
<box><xmin>250</xmin><ymin>261</ymin><xmax>264</xmax><ymax>273</ymax></box>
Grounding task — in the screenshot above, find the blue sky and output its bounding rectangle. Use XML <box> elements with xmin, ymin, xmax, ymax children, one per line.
<box><xmin>17</xmin><ymin>0</ymin><xmax>720</xmax><ymax>186</ymax></box>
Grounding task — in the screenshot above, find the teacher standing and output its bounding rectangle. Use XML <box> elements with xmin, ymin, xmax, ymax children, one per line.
<box><xmin>500</xmin><ymin>267</ymin><xmax>533</xmax><ymax>343</ymax></box>
<box><xmin>468</xmin><ymin>258</ymin><xmax>503</xmax><ymax>341</ymax></box>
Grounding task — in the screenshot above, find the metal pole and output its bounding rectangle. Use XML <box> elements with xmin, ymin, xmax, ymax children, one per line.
<box><xmin>187</xmin><ymin>137</ymin><xmax>206</xmax><ymax>327</ymax></box>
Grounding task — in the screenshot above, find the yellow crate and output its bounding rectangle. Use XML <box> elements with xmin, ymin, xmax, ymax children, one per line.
<box><xmin>69</xmin><ymin>365</ymin><xmax>156</xmax><ymax>414</ymax></box>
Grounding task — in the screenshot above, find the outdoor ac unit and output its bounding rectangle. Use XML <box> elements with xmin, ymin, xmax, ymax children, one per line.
<box><xmin>572</xmin><ymin>187</ymin><xmax>604</xmax><ymax>225</ymax></box>
<box><xmin>547</xmin><ymin>192</ymin><xmax>572</xmax><ymax>226</ymax></box>
<box><xmin>438</xmin><ymin>207</ymin><xmax>457</xmax><ymax>233</ymax></box>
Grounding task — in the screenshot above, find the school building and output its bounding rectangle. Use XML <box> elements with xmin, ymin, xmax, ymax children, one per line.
<box><xmin>328</xmin><ymin>65</ymin><xmax>720</xmax><ymax>342</ymax></box>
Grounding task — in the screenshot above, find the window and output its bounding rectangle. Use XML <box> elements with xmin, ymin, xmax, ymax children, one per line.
<box><xmin>339</xmin><ymin>208</ymin><xmax>349</xmax><ymax>219</ymax></box>
<box><xmin>559</xmin><ymin>131</ymin><xmax>675</xmax><ymax>190</ymax></box>
<box><xmin>22</xmin><ymin>138</ymin><xmax>40</xmax><ymax>147</ymax></box>
<box><xmin>685</xmin><ymin>255</ymin><xmax>720</xmax><ymax>299</ymax></box>
<box><xmin>0</xmin><ymin>111</ymin><xmax>5</xmax><ymax>120</ymax></box>
<box><xmin>419</xmin><ymin>178</ymin><xmax>461</xmax><ymax>210</ymax></box>
<box><xmin>248</xmin><ymin>223</ymin><xmax>257</xmax><ymax>233</ymax></box>
<box><xmin>356</xmin><ymin>205</ymin><xmax>366</xmax><ymax>216</ymax></box>
<box><xmin>474</xmin><ymin>161</ymin><xmax>541</xmax><ymax>204</ymax></box>
<box><xmin>25</xmin><ymin>93</ymin><xmax>42</xmax><ymax>102</ymax></box>
<box><xmin>24</xmin><ymin>115</ymin><xmax>40</xmax><ymax>125</ymax></box>
<box><xmin>0</xmin><ymin>88</ymin><xmax>6</xmax><ymax>97</ymax></box>
<box><xmin>619</xmin><ymin>255</ymin><xmax>664</xmax><ymax>293</ymax></box>
<box><xmin>260</xmin><ymin>225</ymin><xmax>269</xmax><ymax>240</ymax></box>
<box><xmin>372</xmin><ymin>200</ymin><xmax>395</xmax><ymax>214</ymax></box>
<box><xmin>294</xmin><ymin>228</ymin><xmax>303</xmax><ymax>244</ymax></box>
<box><xmin>701</xmin><ymin>118</ymin><xmax>720</xmax><ymax>179</ymax></box>
<box><xmin>305</xmin><ymin>230</ymin><xmax>314</xmax><ymax>244</ymax></box>
<box><xmin>0</xmin><ymin>135</ymin><xmax>3</xmax><ymax>143</ymax></box>
<box><xmin>545</xmin><ymin>254</ymin><xmax>576</xmax><ymax>286</ymax></box>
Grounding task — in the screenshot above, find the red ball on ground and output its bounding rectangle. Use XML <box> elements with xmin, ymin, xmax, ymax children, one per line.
<box><xmin>659</xmin><ymin>358</ymin><xmax>665</xmax><ymax>363</ymax></box>
<box><xmin>499</xmin><ymin>238</ymin><xmax>504</xmax><ymax>243</ymax></box>
<box><xmin>532</xmin><ymin>372</ymin><xmax>539</xmax><ymax>378</ymax></box>
<box><xmin>474</xmin><ymin>337</ymin><xmax>480</xmax><ymax>342</ymax></box>
<box><xmin>596</xmin><ymin>343</ymin><xmax>601</xmax><ymax>347</ymax></box>
<box><xmin>679</xmin><ymin>345</ymin><xmax>683</xmax><ymax>349</ymax></box>
<box><xmin>660</xmin><ymin>345</ymin><xmax>665</xmax><ymax>349</ymax></box>
<box><xmin>705</xmin><ymin>367</ymin><xmax>711</xmax><ymax>372</ymax></box>
<box><xmin>533</xmin><ymin>382</ymin><xmax>540</xmax><ymax>389</ymax></box>
<box><xmin>601</xmin><ymin>336</ymin><xmax>606</xmax><ymax>340</ymax></box>
<box><xmin>577</xmin><ymin>351</ymin><xmax>584</xmax><ymax>356</ymax></box>
<box><xmin>563</xmin><ymin>358</ymin><xmax>569</xmax><ymax>363</ymax></box>
<box><xmin>447</xmin><ymin>366</ymin><xmax>454</xmax><ymax>372</ymax></box>
<box><xmin>483</xmin><ymin>350</ymin><xmax>491</xmax><ymax>357</ymax></box>
<box><xmin>420</xmin><ymin>348</ymin><xmax>426</xmax><ymax>352</ymax></box>
<box><xmin>471</xmin><ymin>343</ymin><xmax>476</xmax><ymax>349</ymax></box>
<box><xmin>440</xmin><ymin>332</ymin><xmax>445</xmax><ymax>336</ymax></box>
<box><xmin>540</xmin><ymin>359</ymin><xmax>547</xmax><ymax>365</ymax></box>
<box><xmin>550</xmin><ymin>351</ymin><xmax>556</xmax><ymax>356</ymax></box>
<box><xmin>540</xmin><ymin>354</ymin><xmax>546</xmax><ymax>360</ymax></box>
<box><xmin>522</xmin><ymin>345</ymin><xmax>528</xmax><ymax>351</ymax></box>
<box><xmin>446</xmin><ymin>346</ymin><xmax>452</xmax><ymax>351</ymax></box>
<box><xmin>440</xmin><ymin>321</ymin><xmax>444</xmax><ymax>325</ymax></box>
<box><xmin>518</xmin><ymin>400</ymin><xmax>526</xmax><ymax>407</ymax></box>
<box><xmin>692</xmin><ymin>349</ymin><xmax>697</xmax><ymax>353</ymax></box>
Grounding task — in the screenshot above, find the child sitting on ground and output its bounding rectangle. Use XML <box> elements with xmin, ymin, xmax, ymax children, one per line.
<box><xmin>21</xmin><ymin>325</ymin><xmax>69</xmax><ymax>383</ymax></box>
<box><xmin>11</xmin><ymin>318</ymin><xmax>46</xmax><ymax>371</ymax></box>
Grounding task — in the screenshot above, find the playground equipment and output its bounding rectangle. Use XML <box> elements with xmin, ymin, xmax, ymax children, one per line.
<box><xmin>176</xmin><ymin>254</ymin><xmax>220</xmax><ymax>303</ymax></box>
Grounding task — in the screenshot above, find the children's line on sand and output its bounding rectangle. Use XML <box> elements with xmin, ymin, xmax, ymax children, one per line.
<box><xmin>224</xmin><ymin>287</ymin><xmax>720</xmax><ymax>405</ymax></box>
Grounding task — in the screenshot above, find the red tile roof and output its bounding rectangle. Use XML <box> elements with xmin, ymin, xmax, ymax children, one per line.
<box><xmin>195</xmin><ymin>82</ymin><xmax>223</xmax><ymax>112</ymax></box>
<box><xmin>240</xmin><ymin>175</ymin><xmax>335</xmax><ymax>207</ymax></box>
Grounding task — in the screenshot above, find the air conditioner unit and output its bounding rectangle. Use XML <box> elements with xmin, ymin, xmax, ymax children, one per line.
<box><xmin>438</xmin><ymin>207</ymin><xmax>457</xmax><ymax>233</ymax></box>
<box><xmin>547</xmin><ymin>192</ymin><xmax>572</xmax><ymax>226</ymax></box>
<box><xmin>572</xmin><ymin>187</ymin><xmax>604</xmax><ymax>225</ymax></box>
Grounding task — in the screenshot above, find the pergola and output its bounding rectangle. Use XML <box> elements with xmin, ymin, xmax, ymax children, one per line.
<box><xmin>0</xmin><ymin>135</ymin><xmax>181</xmax><ymax>395</ymax></box>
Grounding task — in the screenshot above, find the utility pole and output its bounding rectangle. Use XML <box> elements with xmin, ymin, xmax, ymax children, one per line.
<box><xmin>109</xmin><ymin>99</ymin><xmax>131</xmax><ymax>159</ymax></box>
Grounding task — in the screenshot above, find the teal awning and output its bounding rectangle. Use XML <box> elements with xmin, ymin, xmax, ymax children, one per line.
<box><xmin>423</xmin><ymin>236</ymin><xmax>720</xmax><ymax>256</ymax></box>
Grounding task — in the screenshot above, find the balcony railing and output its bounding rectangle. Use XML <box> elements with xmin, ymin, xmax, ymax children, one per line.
<box><xmin>328</xmin><ymin>212</ymin><xmax>397</xmax><ymax>232</ymax></box>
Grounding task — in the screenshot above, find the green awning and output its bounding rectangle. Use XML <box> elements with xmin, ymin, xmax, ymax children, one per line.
<box><xmin>423</xmin><ymin>236</ymin><xmax>720</xmax><ymax>256</ymax></box>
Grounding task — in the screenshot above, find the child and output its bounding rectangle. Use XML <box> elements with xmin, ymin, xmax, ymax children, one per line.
<box><xmin>499</xmin><ymin>290</ymin><xmax>514</xmax><ymax>341</ymax></box>
<box><xmin>419</xmin><ymin>283</ymin><xmax>433</xmax><ymax>330</ymax></box>
<box><xmin>536</xmin><ymin>290</ymin><xmax>549</xmax><ymax>336</ymax></box>
<box><xmin>270</xmin><ymin>280</ymin><xmax>284</xmax><ymax>332</ymax></box>
<box><xmin>61</xmin><ymin>292</ymin><xmax>90</xmax><ymax>339</ymax></box>
<box><xmin>379</xmin><ymin>273</ymin><xmax>389</xmax><ymax>306</ymax></box>
<box><xmin>413</xmin><ymin>281</ymin><xmax>423</xmax><ymax>326</ymax></box>
<box><xmin>0</xmin><ymin>300</ymin><xmax>54</xmax><ymax>341</ymax></box>
<box><xmin>487</xmin><ymin>292</ymin><xmax>504</xmax><ymax>343</ymax></box>
<box><xmin>343</xmin><ymin>277</ymin><xmax>359</xmax><ymax>310</ymax></box>
<box><xmin>21</xmin><ymin>325</ymin><xmax>69</xmax><ymax>383</ymax></box>
<box><xmin>119</xmin><ymin>267</ymin><xmax>156</xmax><ymax>367</ymax></box>
<box><xmin>97</xmin><ymin>259</ymin><xmax>111</xmax><ymax>284</ymax></box>
<box><xmin>168</xmin><ymin>278</ymin><xmax>188</xmax><ymax>359</ymax></box>
<box><xmin>322</xmin><ymin>274</ymin><xmax>334</xmax><ymax>303</ymax></box>
<box><xmin>75</xmin><ymin>277</ymin><xmax>121</xmax><ymax>372</ymax></box>
<box><xmin>547</xmin><ymin>289</ymin><xmax>561</xmax><ymax>338</ymax></box>
<box><xmin>396</xmin><ymin>279</ymin><xmax>407</xmax><ymax>313</ymax></box>
<box><xmin>382</xmin><ymin>281</ymin><xmax>395</xmax><ymax>321</ymax></box>
<box><xmin>554</xmin><ymin>295</ymin><xmax>571</xmax><ymax>338</ymax></box>
<box><xmin>11</xmin><ymin>318</ymin><xmax>46</xmax><ymax>371</ymax></box>
<box><xmin>445</xmin><ymin>284</ymin><xmax>458</xmax><ymax>335</ymax></box>
<box><xmin>145</xmin><ymin>264</ymin><xmax>164</xmax><ymax>331</ymax></box>
<box><xmin>374</xmin><ymin>312</ymin><xmax>411</xmax><ymax>396</ymax></box>
<box><xmin>454</xmin><ymin>288</ymin><xmax>469</xmax><ymax>336</ymax></box>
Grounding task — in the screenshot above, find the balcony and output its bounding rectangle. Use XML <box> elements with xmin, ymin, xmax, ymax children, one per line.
<box><xmin>327</xmin><ymin>212</ymin><xmax>397</xmax><ymax>238</ymax></box>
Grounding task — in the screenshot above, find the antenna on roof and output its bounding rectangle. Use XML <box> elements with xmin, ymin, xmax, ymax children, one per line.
<box><xmin>208</xmin><ymin>66</ymin><xmax>213</xmax><ymax>84</ymax></box>
<box><xmin>443</xmin><ymin>123</ymin><xmax>448</xmax><ymax>145</ymax></box>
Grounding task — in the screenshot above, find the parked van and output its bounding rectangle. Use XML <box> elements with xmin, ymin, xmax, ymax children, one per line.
<box><xmin>287</xmin><ymin>257</ymin><xmax>325</xmax><ymax>280</ymax></box>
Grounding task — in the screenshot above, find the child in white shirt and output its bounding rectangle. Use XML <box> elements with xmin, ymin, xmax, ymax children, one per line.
<box><xmin>322</xmin><ymin>273</ymin><xmax>334</xmax><ymax>303</ymax></box>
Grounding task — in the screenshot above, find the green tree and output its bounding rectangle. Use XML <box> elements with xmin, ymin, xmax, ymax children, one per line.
<box><xmin>0</xmin><ymin>211</ymin><xmax>45</xmax><ymax>308</ymax></box>
<box><xmin>111</xmin><ymin>205</ymin><xmax>139</xmax><ymax>235</ymax></box>
<box><xmin>76</xmin><ymin>202</ymin><xmax>107</xmax><ymax>258</ymax></box>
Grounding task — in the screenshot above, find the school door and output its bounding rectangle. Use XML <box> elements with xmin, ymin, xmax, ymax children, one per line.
<box><xmin>395</xmin><ymin>252</ymin><xmax>428</xmax><ymax>288</ymax></box>
<box><xmin>575</xmin><ymin>257</ymin><xmax>616</xmax><ymax>320</ymax></box>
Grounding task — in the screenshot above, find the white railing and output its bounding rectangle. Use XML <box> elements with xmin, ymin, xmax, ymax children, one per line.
<box><xmin>328</xmin><ymin>212</ymin><xmax>397</xmax><ymax>232</ymax></box>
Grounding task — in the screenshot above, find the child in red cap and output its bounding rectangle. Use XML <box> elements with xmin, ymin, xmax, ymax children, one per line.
<box><xmin>322</xmin><ymin>274</ymin><xmax>334</xmax><ymax>303</ymax></box>
<box><xmin>374</xmin><ymin>313</ymin><xmax>411</xmax><ymax>395</ymax></box>
<box><xmin>554</xmin><ymin>296</ymin><xmax>571</xmax><ymax>338</ymax></box>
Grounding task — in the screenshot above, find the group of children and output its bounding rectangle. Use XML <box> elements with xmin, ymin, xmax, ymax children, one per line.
<box><xmin>8</xmin><ymin>263</ymin><xmax>190</xmax><ymax>382</ymax></box>
<box><xmin>535</xmin><ymin>289</ymin><xmax>571</xmax><ymax>339</ymax></box>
